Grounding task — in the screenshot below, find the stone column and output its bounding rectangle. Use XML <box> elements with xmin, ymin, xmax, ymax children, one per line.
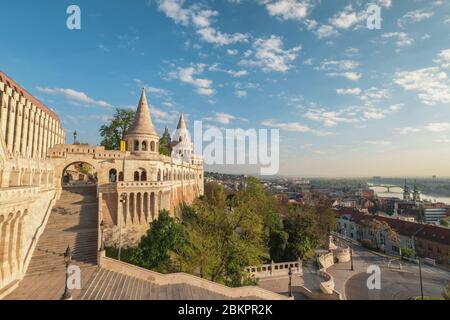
<box><xmin>13</xmin><ymin>98</ymin><xmax>24</xmax><ymax>154</ymax></box>
<box><xmin>20</xmin><ymin>102</ymin><xmax>30</xmax><ymax>156</ymax></box>
<box><xmin>32</xmin><ymin>108</ymin><xmax>39</xmax><ymax>159</ymax></box>
<box><xmin>6</xmin><ymin>96</ymin><xmax>16</xmax><ymax>153</ymax></box>
<box><xmin>0</xmin><ymin>88</ymin><xmax>8</xmax><ymax>140</ymax></box>
<box><xmin>0</xmin><ymin>215</ymin><xmax>12</xmax><ymax>288</ymax></box>
<box><xmin>42</xmin><ymin>115</ymin><xmax>48</xmax><ymax>159</ymax></box>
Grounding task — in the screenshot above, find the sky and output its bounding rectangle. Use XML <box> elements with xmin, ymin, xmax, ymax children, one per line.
<box><xmin>1</xmin><ymin>0</ymin><xmax>450</xmax><ymax>177</ymax></box>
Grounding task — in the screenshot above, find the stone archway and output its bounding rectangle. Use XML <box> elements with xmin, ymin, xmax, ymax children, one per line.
<box><xmin>60</xmin><ymin>161</ymin><xmax>97</xmax><ymax>187</ymax></box>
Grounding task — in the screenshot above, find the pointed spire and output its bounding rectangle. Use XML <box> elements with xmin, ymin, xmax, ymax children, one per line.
<box><xmin>128</xmin><ymin>88</ymin><xmax>157</xmax><ymax>136</ymax></box>
<box><xmin>177</xmin><ymin>113</ymin><xmax>187</xmax><ymax>130</ymax></box>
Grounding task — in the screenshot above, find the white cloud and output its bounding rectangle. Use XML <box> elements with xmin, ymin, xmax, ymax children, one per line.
<box><xmin>227</xmin><ymin>49</ymin><xmax>239</xmax><ymax>55</ymax></box>
<box><xmin>156</xmin><ymin>0</ymin><xmax>248</xmax><ymax>46</ymax></box>
<box><xmin>327</xmin><ymin>72</ymin><xmax>362</xmax><ymax>81</ymax></box>
<box><xmin>149</xmin><ymin>105</ymin><xmax>179</xmax><ymax>123</ymax></box>
<box><xmin>204</xmin><ymin>112</ymin><xmax>247</xmax><ymax>124</ymax></box>
<box><xmin>382</xmin><ymin>32</ymin><xmax>414</xmax><ymax>49</ymax></box>
<box><xmin>424</xmin><ymin>122</ymin><xmax>450</xmax><ymax>132</ymax></box>
<box><xmin>435</xmin><ymin>49</ymin><xmax>450</xmax><ymax>68</ymax></box>
<box><xmin>196</xmin><ymin>27</ymin><xmax>248</xmax><ymax>46</ymax></box>
<box><xmin>169</xmin><ymin>64</ymin><xmax>215</xmax><ymax>97</ymax></box>
<box><xmin>156</xmin><ymin>0</ymin><xmax>190</xmax><ymax>25</ymax></box>
<box><xmin>329</xmin><ymin>5</ymin><xmax>365</xmax><ymax>30</ymax></box>
<box><xmin>395</xmin><ymin>127</ymin><xmax>421</xmax><ymax>135</ymax></box>
<box><xmin>394</xmin><ymin>67</ymin><xmax>450</xmax><ymax>105</ymax></box>
<box><xmin>304</xmin><ymin>108</ymin><xmax>359</xmax><ymax>127</ymax></box>
<box><xmin>398</xmin><ymin>9</ymin><xmax>434</xmax><ymax>28</ymax></box>
<box><xmin>314</xmin><ymin>25</ymin><xmax>339</xmax><ymax>39</ymax></box>
<box><xmin>36</xmin><ymin>87</ymin><xmax>112</xmax><ymax>108</ymax></box>
<box><xmin>318</xmin><ymin>59</ymin><xmax>359</xmax><ymax>71</ymax></box>
<box><xmin>363</xmin><ymin>104</ymin><xmax>402</xmax><ymax>120</ymax></box>
<box><xmin>235</xmin><ymin>90</ymin><xmax>247</xmax><ymax>97</ymax></box>
<box><xmin>240</xmin><ymin>35</ymin><xmax>302</xmax><ymax>73</ymax></box>
<box><xmin>336</xmin><ymin>88</ymin><xmax>362</xmax><ymax>95</ymax></box>
<box><xmin>262</xmin><ymin>119</ymin><xmax>333</xmax><ymax>136</ymax></box>
<box><xmin>264</xmin><ymin>0</ymin><xmax>312</xmax><ymax>21</ymax></box>
<box><xmin>366</xmin><ymin>140</ymin><xmax>392</xmax><ymax>145</ymax></box>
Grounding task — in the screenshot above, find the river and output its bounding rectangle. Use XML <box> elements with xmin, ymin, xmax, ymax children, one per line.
<box><xmin>368</xmin><ymin>185</ymin><xmax>450</xmax><ymax>205</ymax></box>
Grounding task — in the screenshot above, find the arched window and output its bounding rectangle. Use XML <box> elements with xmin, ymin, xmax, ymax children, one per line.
<box><xmin>109</xmin><ymin>169</ymin><xmax>117</xmax><ymax>183</ymax></box>
<box><xmin>119</xmin><ymin>171</ymin><xmax>124</xmax><ymax>181</ymax></box>
<box><xmin>134</xmin><ymin>171</ymin><xmax>140</xmax><ymax>181</ymax></box>
<box><xmin>141</xmin><ymin>170</ymin><xmax>147</xmax><ymax>181</ymax></box>
<box><xmin>150</xmin><ymin>141</ymin><xmax>156</xmax><ymax>152</ymax></box>
<box><xmin>157</xmin><ymin>169</ymin><xmax>161</xmax><ymax>181</ymax></box>
<box><xmin>134</xmin><ymin>140</ymin><xmax>140</xmax><ymax>151</ymax></box>
<box><xmin>142</xmin><ymin>141</ymin><xmax>148</xmax><ymax>151</ymax></box>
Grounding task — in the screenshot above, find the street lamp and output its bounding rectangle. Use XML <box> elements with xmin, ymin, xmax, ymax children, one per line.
<box><xmin>350</xmin><ymin>247</ymin><xmax>354</xmax><ymax>271</ymax></box>
<box><xmin>73</xmin><ymin>130</ymin><xmax>77</xmax><ymax>145</ymax></box>
<box><xmin>118</xmin><ymin>193</ymin><xmax>127</xmax><ymax>261</ymax></box>
<box><xmin>100</xmin><ymin>220</ymin><xmax>105</xmax><ymax>251</ymax></box>
<box><xmin>61</xmin><ymin>245</ymin><xmax>72</xmax><ymax>300</ymax></box>
<box><xmin>288</xmin><ymin>266</ymin><xmax>293</xmax><ymax>298</ymax></box>
<box><xmin>417</xmin><ymin>255</ymin><xmax>424</xmax><ymax>300</ymax></box>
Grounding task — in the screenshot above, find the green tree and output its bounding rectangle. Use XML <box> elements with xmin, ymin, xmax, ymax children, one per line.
<box><xmin>179</xmin><ymin>183</ymin><xmax>268</xmax><ymax>286</ymax></box>
<box><xmin>159</xmin><ymin>136</ymin><xmax>171</xmax><ymax>156</ymax></box>
<box><xmin>283</xmin><ymin>207</ymin><xmax>322</xmax><ymax>260</ymax></box>
<box><xmin>130</xmin><ymin>210</ymin><xmax>186</xmax><ymax>273</ymax></box>
<box><xmin>442</xmin><ymin>281</ymin><xmax>450</xmax><ymax>300</ymax></box>
<box><xmin>440</xmin><ymin>219</ymin><xmax>449</xmax><ymax>227</ymax></box>
<box><xmin>99</xmin><ymin>108</ymin><xmax>135</xmax><ymax>150</ymax></box>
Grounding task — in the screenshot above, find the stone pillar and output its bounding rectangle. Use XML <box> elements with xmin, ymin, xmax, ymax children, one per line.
<box><xmin>32</xmin><ymin>108</ymin><xmax>39</xmax><ymax>159</ymax></box>
<box><xmin>6</xmin><ymin>96</ymin><xmax>16</xmax><ymax>153</ymax></box>
<box><xmin>20</xmin><ymin>102</ymin><xmax>30</xmax><ymax>156</ymax></box>
<box><xmin>0</xmin><ymin>215</ymin><xmax>12</xmax><ymax>288</ymax></box>
<box><xmin>38</xmin><ymin>113</ymin><xmax>45</xmax><ymax>159</ymax></box>
<box><xmin>0</xmin><ymin>89</ymin><xmax>8</xmax><ymax>140</ymax></box>
<box><xmin>13</xmin><ymin>98</ymin><xmax>24</xmax><ymax>154</ymax></box>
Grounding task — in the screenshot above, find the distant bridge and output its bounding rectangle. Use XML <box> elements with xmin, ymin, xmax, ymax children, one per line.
<box><xmin>368</xmin><ymin>184</ymin><xmax>403</xmax><ymax>193</ymax></box>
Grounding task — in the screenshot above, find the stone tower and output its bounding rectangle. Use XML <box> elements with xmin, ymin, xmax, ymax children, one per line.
<box><xmin>403</xmin><ymin>179</ymin><xmax>411</xmax><ymax>201</ymax></box>
<box><xmin>125</xmin><ymin>88</ymin><xmax>160</xmax><ymax>157</ymax></box>
<box><xmin>413</xmin><ymin>180</ymin><xmax>421</xmax><ymax>202</ymax></box>
<box><xmin>171</xmin><ymin>113</ymin><xmax>193</xmax><ymax>161</ymax></box>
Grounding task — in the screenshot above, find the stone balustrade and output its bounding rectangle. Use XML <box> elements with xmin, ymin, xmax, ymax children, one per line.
<box><xmin>245</xmin><ymin>260</ymin><xmax>303</xmax><ymax>278</ymax></box>
<box><xmin>99</xmin><ymin>254</ymin><xmax>290</xmax><ymax>300</ymax></box>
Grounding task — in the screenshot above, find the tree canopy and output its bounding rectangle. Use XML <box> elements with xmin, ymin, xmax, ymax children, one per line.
<box><xmin>99</xmin><ymin>108</ymin><xmax>135</xmax><ymax>150</ymax></box>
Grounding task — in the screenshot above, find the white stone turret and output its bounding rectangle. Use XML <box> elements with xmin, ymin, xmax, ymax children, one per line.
<box><xmin>125</xmin><ymin>89</ymin><xmax>159</xmax><ymax>157</ymax></box>
<box><xmin>171</xmin><ymin>113</ymin><xmax>193</xmax><ymax>162</ymax></box>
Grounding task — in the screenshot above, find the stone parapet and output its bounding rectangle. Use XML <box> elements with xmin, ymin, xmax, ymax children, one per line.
<box><xmin>99</xmin><ymin>255</ymin><xmax>291</xmax><ymax>300</ymax></box>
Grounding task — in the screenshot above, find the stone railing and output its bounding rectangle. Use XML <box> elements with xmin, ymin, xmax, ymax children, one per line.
<box><xmin>315</xmin><ymin>250</ymin><xmax>338</xmax><ymax>296</ymax></box>
<box><xmin>0</xmin><ymin>186</ymin><xmax>40</xmax><ymax>203</ymax></box>
<box><xmin>245</xmin><ymin>260</ymin><xmax>302</xmax><ymax>278</ymax></box>
<box><xmin>333</xmin><ymin>246</ymin><xmax>351</xmax><ymax>263</ymax></box>
<box><xmin>99</xmin><ymin>255</ymin><xmax>290</xmax><ymax>300</ymax></box>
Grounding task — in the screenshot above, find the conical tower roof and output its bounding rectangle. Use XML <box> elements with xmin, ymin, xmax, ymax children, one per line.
<box><xmin>177</xmin><ymin>113</ymin><xmax>187</xmax><ymax>130</ymax></box>
<box><xmin>128</xmin><ymin>88</ymin><xmax>157</xmax><ymax>136</ymax></box>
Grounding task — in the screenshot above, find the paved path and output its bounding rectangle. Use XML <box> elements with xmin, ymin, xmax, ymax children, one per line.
<box><xmin>327</xmin><ymin>239</ymin><xmax>450</xmax><ymax>300</ymax></box>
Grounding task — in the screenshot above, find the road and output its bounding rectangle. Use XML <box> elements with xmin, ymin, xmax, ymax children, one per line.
<box><xmin>328</xmin><ymin>237</ymin><xmax>449</xmax><ymax>300</ymax></box>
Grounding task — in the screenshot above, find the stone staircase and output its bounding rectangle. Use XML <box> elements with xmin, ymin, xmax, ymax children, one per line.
<box><xmin>78</xmin><ymin>268</ymin><xmax>253</xmax><ymax>300</ymax></box>
<box><xmin>26</xmin><ymin>186</ymin><xmax>98</xmax><ymax>275</ymax></box>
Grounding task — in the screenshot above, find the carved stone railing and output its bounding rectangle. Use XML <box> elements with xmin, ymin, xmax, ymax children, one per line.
<box><xmin>99</xmin><ymin>255</ymin><xmax>291</xmax><ymax>300</ymax></box>
<box><xmin>245</xmin><ymin>260</ymin><xmax>303</xmax><ymax>278</ymax></box>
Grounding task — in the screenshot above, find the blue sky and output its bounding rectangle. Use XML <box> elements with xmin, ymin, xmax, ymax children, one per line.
<box><xmin>2</xmin><ymin>0</ymin><xmax>450</xmax><ymax>177</ymax></box>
